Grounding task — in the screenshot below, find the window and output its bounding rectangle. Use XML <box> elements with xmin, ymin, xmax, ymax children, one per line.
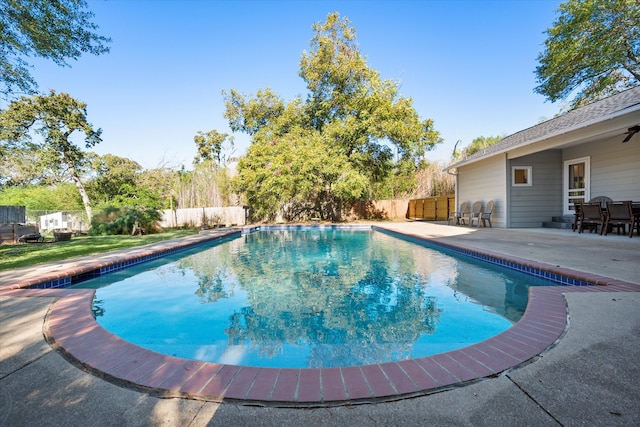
<box><xmin>512</xmin><ymin>166</ymin><xmax>532</xmax><ymax>186</ymax></box>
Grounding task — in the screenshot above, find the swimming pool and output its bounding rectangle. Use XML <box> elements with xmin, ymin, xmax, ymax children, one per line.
<box><xmin>75</xmin><ymin>227</ymin><xmax>554</xmax><ymax>369</ymax></box>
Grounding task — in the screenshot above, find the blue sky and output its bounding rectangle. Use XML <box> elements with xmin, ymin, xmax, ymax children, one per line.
<box><xmin>28</xmin><ymin>0</ymin><xmax>564</xmax><ymax>170</ymax></box>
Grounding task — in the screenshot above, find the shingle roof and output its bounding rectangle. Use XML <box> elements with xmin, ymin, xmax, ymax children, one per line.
<box><xmin>447</xmin><ymin>86</ymin><xmax>640</xmax><ymax>169</ymax></box>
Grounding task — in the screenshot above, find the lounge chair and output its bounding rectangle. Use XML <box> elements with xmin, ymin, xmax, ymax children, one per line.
<box><xmin>468</xmin><ymin>202</ymin><xmax>483</xmax><ymax>227</ymax></box>
<box><xmin>448</xmin><ymin>202</ymin><xmax>469</xmax><ymax>225</ymax></box>
<box><xmin>578</xmin><ymin>202</ymin><xmax>604</xmax><ymax>234</ymax></box>
<box><xmin>604</xmin><ymin>201</ymin><xmax>635</xmax><ymax>238</ymax></box>
<box><xmin>480</xmin><ymin>200</ymin><xmax>494</xmax><ymax>228</ymax></box>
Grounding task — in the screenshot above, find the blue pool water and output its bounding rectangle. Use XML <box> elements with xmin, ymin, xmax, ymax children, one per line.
<box><xmin>77</xmin><ymin>228</ymin><xmax>552</xmax><ymax>368</ymax></box>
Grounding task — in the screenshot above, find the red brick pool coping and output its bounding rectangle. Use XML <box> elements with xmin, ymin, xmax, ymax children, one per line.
<box><xmin>2</xmin><ymin>228</ymin><xmax>639</xmax><ymax>407</ymax></box>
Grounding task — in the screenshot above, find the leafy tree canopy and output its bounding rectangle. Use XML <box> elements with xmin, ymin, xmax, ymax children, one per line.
<box><xmin>535</xmin><ymin>0</ymin><xmax>640</xmax><ymax>109</ymax></box>
<box><xmin>452</xmin><ymin>135</ymin><xmax>504</xmax><ymax>161</ymax></box>
<box><xmin>193</xmin><ymin>129</ymin><xmax>234</xmax><ymax>166</ymax></box>
<box><xmin>0</xmin><ymin>90</ymin><xmax>101</xmax><ymax>221</ymax></box>
<box><xmin>0</xmin><ymin>183</ymin><xmax>82</xmax><ymax>210</ymax></box>
<box><xmin>0</xmin><ymin>0</ymin><xmax>110</xmax><ymax>99</ymax></box>
<box><xmin>235</xmin><ymin>102</ymin><xmax>369</xmax><ymax>221</ymax></box>
<box><xmin>225</xmin><ymin>13</ymin><xmax>441</xmax><ymax>221</ymax></box>
<box><xmin>0</xmin><ymin>144</ymin><xmax>45</xmax><ymax>186</ymax></box>
<box><xmin>136</xmin><ymin>167</ymin><xmax>179</xmax><ymax>209</ymax></box>
<box><xmin>85</xmin><ymin>154</ymin><xmax>163</xmax><ymax>209</ymax></box>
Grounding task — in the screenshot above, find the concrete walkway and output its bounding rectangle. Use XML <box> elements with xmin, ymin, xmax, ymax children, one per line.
<box><xmin>1</xmin><ymin>223</ymin><xmax>639</xmax><ymax>426</ymax></box>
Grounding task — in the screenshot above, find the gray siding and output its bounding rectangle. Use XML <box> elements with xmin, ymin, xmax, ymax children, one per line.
<box><xmin>508</xmin><ymin>151</ymin><xmax>563</xmax><ymax>227</ymax></box>
<box><xmin>564</xmin><ymin>138</ymin><xmax>640</xmax><ymax>201</ymax></box>
<box><xmin>458</xmin><ymin>155</ymin><xmax>506</xmax><ymax>227</ymax></box>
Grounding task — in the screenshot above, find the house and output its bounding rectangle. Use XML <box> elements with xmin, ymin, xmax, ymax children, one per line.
<box><xmin>445</xmin><ymin>86</ymin><xmax>640</xmax><ymax>228</ymax></box>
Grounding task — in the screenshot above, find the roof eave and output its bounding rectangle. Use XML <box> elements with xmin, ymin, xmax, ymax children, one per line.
<box><xmin>444</xmin><ymin>101</ymin><xmax>640</xmax><ymax>172</ymax></box>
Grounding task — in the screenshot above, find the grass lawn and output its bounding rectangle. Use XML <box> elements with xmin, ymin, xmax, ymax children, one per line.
<box><xmin>0</xmin><ymin>229</ymin><xmax>201</xmax><ymax>271</ymax></box>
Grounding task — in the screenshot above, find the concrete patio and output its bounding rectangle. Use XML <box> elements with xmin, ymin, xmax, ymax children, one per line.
<box><xmin>1</xmin><ymin>223</ymin><xmax>639</xmax><ymax>426</ymax></box>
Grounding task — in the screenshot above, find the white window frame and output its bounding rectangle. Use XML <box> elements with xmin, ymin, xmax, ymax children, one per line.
<box><xmin>511</xmin><ymin>166</ymin><xmax>532</xmax><ymax>186</ymax></box>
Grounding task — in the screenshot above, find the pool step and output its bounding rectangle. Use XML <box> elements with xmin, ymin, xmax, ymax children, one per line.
<box><xmin>542</xmin><ymin>215</ymin><xmax>574</xmax><ymax>230</ymax></box>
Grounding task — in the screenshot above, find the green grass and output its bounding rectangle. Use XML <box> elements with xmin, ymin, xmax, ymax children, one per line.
<box><xmin>0</xmin><ymin>229</ymin><xmax>201</xmax><ymax>271</ymax></box>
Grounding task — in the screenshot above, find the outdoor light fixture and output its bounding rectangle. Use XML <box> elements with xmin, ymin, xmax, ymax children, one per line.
<box><xmin>622</xmin><ymin>125</ymin><xmax>640</xmax><ymax>142</ymax></box>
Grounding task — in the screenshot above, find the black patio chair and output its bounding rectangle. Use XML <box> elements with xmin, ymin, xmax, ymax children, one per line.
<box><xmin>604</xmin><ymin>201</ymin><xmax>635</xmax><ymax>238</ymax></box>
<box><xmin>573</xmin><ymin>196</ymin><xmax>611</xmax><ymax>232</ymax></box>
<box><xmin>578</xmin><ymin>202</ymin><xmax>604</xmax><ymax>234</ymax></box>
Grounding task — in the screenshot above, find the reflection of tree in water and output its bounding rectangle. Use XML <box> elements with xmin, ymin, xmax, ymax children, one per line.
<box><xmin>193</xmin><ymin>270</ymin><xmax>231</xmax><ymax>303</ymax></box>
<box><xmin>176</xmin><ymin>239</ymin><xmax>244</xmax><ymax>304</ymax></box>
<box><xmin>224</xmin><ymin>231</ymin><xmax>442</xmax><ymax>367</ymax></box>
<box><xmin>92</xmin><ymin>297</ymin><xmax>105</xmax><ymax>318</ymax></box>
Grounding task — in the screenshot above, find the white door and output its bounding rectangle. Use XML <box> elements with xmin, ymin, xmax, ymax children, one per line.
<box><xmin>563</xmin><ymin>157</ymin><xmax>590</xmax><ymax>215</ymax></box>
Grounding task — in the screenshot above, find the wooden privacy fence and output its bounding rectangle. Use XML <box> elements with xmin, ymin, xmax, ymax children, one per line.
<box><xmin>160</xmin><ymin>207</ymin><xmax>246</xmax><ymax>228</ymax></box>
<box><xmin>349</xmin><ymin>199</ymin><xmax>410</xmax><ymax>220</ymax></box>
<box><xmin>0</xmin><ymin>224</ymin><xmax>38</xmax><ymax>244</ymax></box>
<box><xmin>407</xmin><ymin>195</ymin><xmax>455</xmax><ymax>221</ymax></box>
<box><xmin>0</xmin><ymin>205</ymin><xmax>26</xmax><ymax>223</ymax></box>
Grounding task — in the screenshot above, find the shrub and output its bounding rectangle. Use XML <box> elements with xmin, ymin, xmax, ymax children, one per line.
<box><xmin>90</xmin><ymin>206</ymin><xmax>162</xmax><ymax>235</ymax></box>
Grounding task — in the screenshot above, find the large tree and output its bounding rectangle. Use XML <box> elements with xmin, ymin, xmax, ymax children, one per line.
<box><xmin>234</xmin><ymin>101</ymin><xmax>368</xmax><ymax>220</ymax></box>
<box><xmin>452</xmin><ymin>135</ymin><xmax>504</xmax><ymax>161</ymax></box>
<box><xmin>193</xmin><ymin>129</ymin><xmax>234</xmax><ymax>166</ymax></box>
<box><xmin>0</xmin><ymin>0</ymin><xmax>110</xmax><ymax>100</ymax></box>
<box><xmin>225</xmin><ymin>13</ymin><xmax>441</xmax><ymax>221</ymax></box>
<box><xmin>0</xmin><ymin>90</ymin><xmax>101</xmax><ymax>222</ymax></box>
<box><xmin>85</xmin><ymin>153</ymin><xmax>166</xmax><ymax>209</ymax></box>
<box><xmin>535</xmin><ymin>0</ymin><xmax>640</xmax><ymax>109</ymax></box>
<box><xmin>136</xmin><ymin>167</ymin><xmax>179</xmax><ymax>210</ymax></box>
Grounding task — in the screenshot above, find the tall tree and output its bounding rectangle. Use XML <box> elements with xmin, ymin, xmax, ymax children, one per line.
<box><xmin>85</xmin><ymin>153</ymin><xmax>165</xmax><ymax>208</ymax></box>
<box><xmin>234</xmin><ymin>101</ymin><xmax>368</xmax><ymax>221</ymax></box>
<box><xmin>535</xmin><ymin>0</ymin><xmax>640</xmax><ymax>109</ymax></box>
<box><xmin>193</xmin><ymin>129</ymin><xmax>234</xmax><ymax>166</ymax></box>
<box><xmin>452</xmin><ymin>135</ymin><xmax>504</xmax><ymax>160</ymax></box>
<box><xmin>0</xmin><ymin>90</ymin><xmax>101</xmax><ymax>222</ymax></box>
<box><xmin>136</xmin><ymin>167</ymin><xmax>178</xmax><ymax>210</ymax></box>
<box><xmin>225</xmin><ymin>13</ymin><xmax>441</xmax><ymax>221</ymax></box>
<box><xmin>0</xmin><ymin>0</ymin><xmax>110</xmax><ymax>99</ymax></box>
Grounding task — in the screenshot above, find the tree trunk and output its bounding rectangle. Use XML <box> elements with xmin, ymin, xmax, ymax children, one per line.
<box><xmin>69</xmin><ymin>166</ymin><xmax>93</xmax><ymax>225</ymax></box>
<box><xmin>333</xmin><ymin>197</ymin><xmax>343</xmax><ymax>222</ymax></box>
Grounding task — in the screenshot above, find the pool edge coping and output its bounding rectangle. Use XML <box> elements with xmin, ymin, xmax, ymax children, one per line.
<box><xmin>4</xmin><ymin>225</ymin><xmax>640</xmax><ymax>407</ymax></box>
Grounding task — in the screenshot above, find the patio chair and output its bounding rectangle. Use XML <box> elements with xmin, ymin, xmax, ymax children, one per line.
<box><xmin>590</xmin><ymin>195</ymin><xmax>612</xmax><ymax>208</ymax></box>
<box><xmin>604</xmin><ymin>201</ymin><xmax>635</xmax><ymax>238</ymax></box>
<box><xmin>573</xmin><ymin>196</ymin><xmax>611</xmax><ymax>232</ymax></box>
<box><xmin>578</xmin><ymin>202</ymin><xmax>604</xmax><ymax>234</ymax></box>
<box><xmin>448</xmin><ymin>202</ymin><xmax>469</xmax><ymax>225</ymax></box>
<box><xmin>480</xmin><ymin>200</ymin><xmax>494</xmax><ymax>228</ymax></box>
<box><xmin>572</xmin><ymin>202</ymin><xmax>582</xmax><ymax>232</ymax></box>
<box><xmin>468</xmin><ymin>201</ymin><xmax>483</xmax><ymax>227</ymax></box>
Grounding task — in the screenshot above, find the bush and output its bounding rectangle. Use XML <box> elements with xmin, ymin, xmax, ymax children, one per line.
<box><xmin>90</xmin><ymin>206</ymin><xmax>162</xmax><ymax>235</ymax></box>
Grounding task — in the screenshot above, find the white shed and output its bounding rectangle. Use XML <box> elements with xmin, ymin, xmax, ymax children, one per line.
<box><xmin>39</xmin><ymin>211</ymin><xmax>86</xmax><ymax>232</ymax></box>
